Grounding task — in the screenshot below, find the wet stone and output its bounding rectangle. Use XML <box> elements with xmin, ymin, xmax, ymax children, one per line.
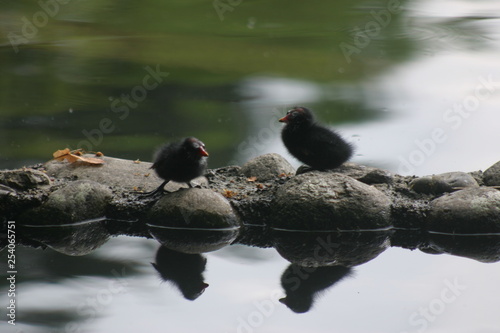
<box><xmin>241</xmin><ymin>153</ymin><xmax>295</xmax><ymax>181</ymax></box>
<box><xmin>411</xmin><ymin>172</ymin><xmax>478</xmax><ymax>194</ymax></box>
<box><xmin>0</xmin><ymin>169</ymin><xmax>51</xmax><ymax>191</ymax></box>
<box><xmin>483</xmin><ymin>160</ymin><xmax>500</xmax><ymax>186</ymax></box>
<box><xmin>148</xmin><ymin>188</ymin><xmax>239</xmax><ymax>229</ymax></box>
<box><xmin>19</xmin><ymin>180</ymin><xmax>112</xmax><ymax>225</ymax></box>
<box><xmin>428</xmin><ymin>187</ymin><xmax>500</xmax><ymax>233</ymax></box>
<box><xmin>272</xmin><ymin>172</ymin><xmax>391</xmax><ymax>230</ymax></box>
<box><xmin>148</xmin><ymin>188</ymin><xmax>240</xmax><ymax>253</ymax></box>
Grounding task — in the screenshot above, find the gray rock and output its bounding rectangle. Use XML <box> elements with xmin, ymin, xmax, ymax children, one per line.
<box><xmin>411</xmin><ymin>172</ymin><xmax>479</xmax><ymax>194</ymax></box>
<box><xmin>44</xmin><ymin>155</ymin><xmax>207</xmax><ymax>193</ymax></box>
<box><xmin>148</xmin><ymin>188</ymin><xmax>240</xmax><ymax>252</ymax></box>
<box><xmin>149</xmin><ymin>188</ymin><xmax>239</xmax><ymax>228</ymax></box>
<box><xmin>429</xmin><ymin>188</ymin><xmax>500</xmax><ymax>233</ymax></box>
<box><xmin>20</xmin><ymin>180</ymin><xmax>112</xmax><ymax>225</ymax></box>
<box><xmin>241</xmin><ymin>153</ymin><xmax>295</xmax><ymax>181</ymax></box>
<box><xmin>484</xmin><ymin>160</ymin><xmax>500</xmax><ymax>186</ymax></box>
<box><xmin>335</xmin><ymin>163</ymin><xmax>393</xmax><ymax>184</ymax></box>
<box><xmin>0</xmin><ymin>169</ymin><xmax>51</xmax><ymax>191</ymax></box>
<box><xmin>272</xmin><ymin>172</ymin><xmax>392</xmax><ymax>230</ymax></box>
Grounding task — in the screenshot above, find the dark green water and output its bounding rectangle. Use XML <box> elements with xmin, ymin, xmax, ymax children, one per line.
<box><xmin>1</xmin><ymin>0</ymin><xmax>410</xmax><ymax>169</ymax></box>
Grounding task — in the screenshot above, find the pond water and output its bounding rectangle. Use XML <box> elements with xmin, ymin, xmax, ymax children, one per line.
<box><xmin>1</xmin><ymin>0</ymin><xmax>500</xmax><ymax>332</ymax></box>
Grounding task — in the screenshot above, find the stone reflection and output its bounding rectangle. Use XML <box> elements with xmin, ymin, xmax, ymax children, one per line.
<box><xmin>420</xmin><ymin>233</ymin><xmax>500</xmax><ymax>263</ymax></box>
<box><xmin>19</xmin><ymin>219</ymin><xmax>110</xmax><ymax>256</ymax></box>
<box><xmin>152</xmin><ymin>245</ymin><xmax>209</xmax><ymax>301</ymax></box>
<box><xmin>272</xmin><ymin>230</ymin><xmax>391</xmax><ymax>267</ymax></box>
<box><xmin>273</xmin><ymin>230</ymin><xmax>389</xmax><ymax>312</ymax></box>
<box><xmin>280</xmin><ymin>264</ymin><xmax>352</xmax><ymax>313</ymax></box>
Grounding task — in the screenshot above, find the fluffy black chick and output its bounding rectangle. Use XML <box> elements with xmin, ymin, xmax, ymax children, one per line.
<box><xmin>279</xmin><ymin>107</ymin><xmax>353</xmax><ymax>170</ymax></box>
<box><xmin>143</xmin><ymin>137</ymin><xmax>208</xmax><ymax>196</ymax></box>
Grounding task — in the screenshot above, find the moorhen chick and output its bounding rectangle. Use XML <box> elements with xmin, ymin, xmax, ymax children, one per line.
<box><xmin>279</xmin><ymin>106</ymin><xmax>353</xmax><ymax>170</ymax></box>
<box><xmin>142</xmin><ymin>137</ymin><xmax>209</xmax><ymax>196</ymax></box>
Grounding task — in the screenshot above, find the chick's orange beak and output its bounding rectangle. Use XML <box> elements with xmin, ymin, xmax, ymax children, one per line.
<box><xmin>279</xmin><ymin>115</ymin><xmax>288</xmax><ymax>123</ymax></box>
<box><xmin>199</xmin><ymin>146</ymin><xmax>209</xmax><ymax>157</ymax></box>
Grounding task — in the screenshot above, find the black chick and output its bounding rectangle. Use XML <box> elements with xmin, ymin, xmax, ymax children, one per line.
<box><xmin>143</xmin><ymin>137</ymin><xmax>209</xmax><ymax>196</ymax></box>
<box><xmin>279</xmin><ymin>107</ymin><xmax>353</xmax><ymax>170</ymax></box>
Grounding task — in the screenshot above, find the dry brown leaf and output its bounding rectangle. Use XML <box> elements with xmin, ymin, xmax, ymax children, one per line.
<box><xmin>51</xmin><ymin>148</ymin><xmax>104</xmax><ymax>165</ymax></box>
<box><xmin>95</xmin><ymin>152</ymin><xmax>104</xmax><ymax>157</ymax></box>
<box><xmin>222</xmin><ymin>189</ymin><xmax>237</xmax><ymax>199</ymax></box>
<box><xmin>246</xmin><ymin>176</ymin><xmax>257</xmax><ymax>182</ymax></box>
<box><xmin>133</xmin><ymin>159</ymin><xmax>141</xmax><ymax>164</ymax></box>
<box><xmin>78</xmin><ymin>156</ymin><xmax>105</xmax><ymax>165</ymax></box>
<box><xmin>53</xmin><ymin>148</ymin><xmax>71</xmax><ymax>159</ymax></box>
<box><xmin>256</xmin><ymin>183</ymin><xmax>264</xmax><ymax>189</ymax></box>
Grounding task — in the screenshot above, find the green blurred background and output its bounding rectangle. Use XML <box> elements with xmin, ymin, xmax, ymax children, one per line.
<box><xmin>0</xmin><ymin>0</ymin><xmax>409</xmax><ymax>168</ymax></box>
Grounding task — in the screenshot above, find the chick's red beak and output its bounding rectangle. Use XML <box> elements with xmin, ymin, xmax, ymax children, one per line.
<box><xmin>279</xmin><ymin>115</ymin><xmax>289</xmax><ymax>123</ymax></box>
<box><xmin>199</xmin><ymin>146</ymin><xmax>209</xmax><ymax>157</ymax></box>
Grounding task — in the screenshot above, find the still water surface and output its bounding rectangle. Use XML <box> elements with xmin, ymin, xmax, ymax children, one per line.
<box><xmin>1</xmin><ymin>0</ymin><xmax>500</xmax><ymax>332</ymax></box>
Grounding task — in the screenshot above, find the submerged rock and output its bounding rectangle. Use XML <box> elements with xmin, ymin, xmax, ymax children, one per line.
<box><xmin>241</xmin><ymin>153</ymin><xmax>295</xmax><ymax>181</ymax></box>
<box><xmin>483</xmin><ymin>160</ymin><xmax>500</xmax><ymax>186</ymax></box>
<box><xmin>272</xmin><ymin>171</ymin><xmax>391</xmax><ymax>230</ymax></box>
<box><xmin>428</xmin><ymin>187</ymin><xmax>500</xmax><ymax>233</ymax></box>
<box><xmin>411</xmin><ymin>171</ymin><xmax>479</xmax><ymax>194</ymax></box>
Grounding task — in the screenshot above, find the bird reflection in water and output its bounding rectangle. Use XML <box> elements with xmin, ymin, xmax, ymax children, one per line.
<box><xmin>280</xmin><ymin>264</ymin><xmax>353</xmax><ymax>313</ymax></box>
<box><xmin>152</xmin><ymin>246</ymin><xmax>209</xmax><ymax>300</ymax></box>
